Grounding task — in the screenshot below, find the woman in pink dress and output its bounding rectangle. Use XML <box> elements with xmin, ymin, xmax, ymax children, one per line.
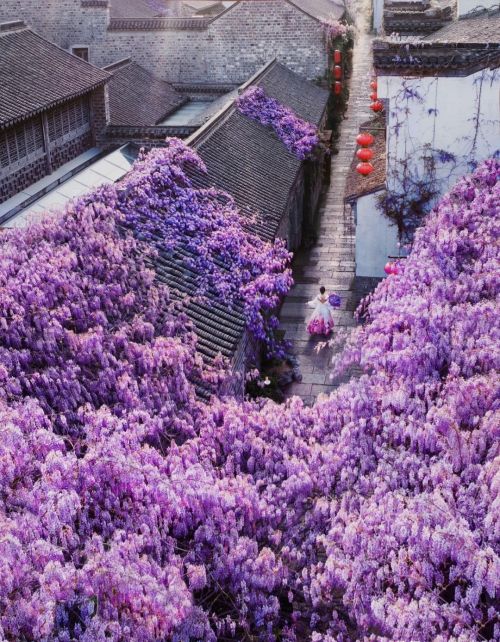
<box><xmin>306</xmin><ymin>286</ymin><xmax>336</xmax><ymax>336</ymax></box>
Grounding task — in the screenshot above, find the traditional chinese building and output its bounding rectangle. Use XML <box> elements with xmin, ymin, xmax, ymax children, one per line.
<box><xmin>373</xmin><ymin>3</ymin><xmax>500</xmax><ymax>212</ymax></box>
<box><xmin>0</xmin><ymin>0</ymin><xmax>344</xmax><ymax>85</ymax></box>
<box><xmin>147</xmin><ymin>61</ymin><xmax>330</xmax><ymax>392</ymax></box>
<box><xmin>0</xmin><ymin>21</ymin><xmax>110</xmax><ymax>204</ymax></box>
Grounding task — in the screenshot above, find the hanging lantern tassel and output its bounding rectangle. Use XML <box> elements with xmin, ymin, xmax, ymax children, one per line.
<box><xmin>356</xmin><ymin>148</ymin><xmax>373</xmax><ymax>161</ymax></box>
<box><xmin>334</xmin><ymin>49</ymin><xmax>342</xmax><ymax>64</ymax></box>
<box><xmin>334</xmin><ymin>65</ymin><xmax>342</xmax><ymax>80</ymax></box>
<box><xmin>356</xmin><ymin>162</ymin><xmax>374</xmax><ymax>176</ymax></box>
<box><xmin>334</xmin><ymin>81</ymin><xmax>342</xmax><ymax>95</ymax></box>
<box><xmin>356</xmin><ymin>132</ymin><xmax>375</xmax><ymax>147</ymax></box>
<box><xmin>370</xmin><ymin>100</ymin><xmax>384</xmax><ymax>113</ymax></box>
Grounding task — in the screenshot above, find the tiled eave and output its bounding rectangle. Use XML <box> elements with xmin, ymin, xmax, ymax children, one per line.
<box><xmin>0</xmin><ymin>81</ymin><xmax>107</xmax><ymax>131</ymax></box>
<box><xmin>81</xmin><ymin>0</ymin><xmax>108</xmax><ymax>6</ymax></box>
<box><xmin>373</xmin><ymin>41</ymin><xmax>500</xmax><ymax>77</ymax></box>
<box><xmin>108</xmin><ymin>16</ymin><xmax>211</xmax><ymax>30</ymax></box>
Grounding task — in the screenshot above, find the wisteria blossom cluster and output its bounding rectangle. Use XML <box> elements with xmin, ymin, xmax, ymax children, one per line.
<box><xmin>106</xmin><ymin>139</ymin><xmax>292</xmax><ymax>356</ymax></box>
<box><xmin>236</xmin><ymin>87</ymin><xmax>319</xmax><ymax>160</ymax></box>
<box><xmin>0</xmin><ymin>199</ymin><xmax>207</xmax><ymax>444</ymax></box>
<box><xmin>0</xmin><ymin>160</ymin><xmax>498</xmax><ymax>641</ymax></box>
<box><xmin>320</xmin><ymin>16</ymin><xmax>354</xmax><ymax>45</ymax></box>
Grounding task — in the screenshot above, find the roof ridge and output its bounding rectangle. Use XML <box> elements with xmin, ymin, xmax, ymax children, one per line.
<box><xmin>458</xmin><ymin>2</ymin><xmax>500</xmax><ymax>18</ymax></box>
<box><xmin>103</xmin><ymin>57</ymin><xmax>133</xmax><ymax>71</ymax></box>
<box><xmin>0</xmin><ymin>20</ymin><xmax>27</xmax><ymax>34</ymax></box>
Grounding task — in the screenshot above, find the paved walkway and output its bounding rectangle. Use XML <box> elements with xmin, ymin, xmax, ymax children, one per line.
<box><xmin>281</xmin><ymin>1</ymin><xmax>375</xmax><ymax>404</ymax></box>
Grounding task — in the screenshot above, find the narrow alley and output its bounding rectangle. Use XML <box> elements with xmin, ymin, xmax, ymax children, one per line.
<box><xmin>281</xmin><ymin>0</ymin><xmax>376</xmax><ymax>402</ymax></box>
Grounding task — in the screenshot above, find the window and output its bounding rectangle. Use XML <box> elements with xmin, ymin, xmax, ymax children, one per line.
<box><xmin>0</xmin><ymin>118</ymin><xmax>44</xmax><ymax>170</ymax></box>
<box><xmin>71</xmin><ymin>46</ymin><xmax>89</xmax><ymax>62</ymax></box>
<box><xmin>47</xmin><ymin>98</ymin><xmax>91</xmax><ymax>143</ymax></box>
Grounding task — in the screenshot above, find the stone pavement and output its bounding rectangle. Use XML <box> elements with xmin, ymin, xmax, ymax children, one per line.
<box><xmin>281</xmin><ymin>1</ymin><xmax>376</xmax><ymax>404</ymax></box>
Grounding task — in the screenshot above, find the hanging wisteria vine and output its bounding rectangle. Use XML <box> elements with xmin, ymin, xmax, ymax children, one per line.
<box><xmin>0</xmin><ymin>160</ymin><xmax>498</xmax><ymax>640</ymax></box>
<box><xmin>236</xmin><ymin>87</ymin><xmax>320</xmax><ymax>160</ymax></box>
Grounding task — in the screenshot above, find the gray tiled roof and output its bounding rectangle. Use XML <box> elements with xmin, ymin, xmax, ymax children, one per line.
<box><xmin>190</xmin><ymin>110</ymin><xmax>303</xmax><ymax>242</ymax></box>
<box><xmin>257</xmin><ymin>61</ymin><xmax>329</xmax><ymax>126</ymax></box>
<box><xmin>287</xmin><ymin>0</ymin><xmax>345</xmax><ymax>21</ymax></box>
<box><xmin>423</xmin><ymin>8</ymin><xmax>500</xmax><ymax>42</ymax></box>
<box><xmin>187</xmin><ymin>61</ymin><xmax>330</xmax><ymax>242</ymax></box>
<box><xmin>150</xmin><ymin>246</ymin><xmax>247</xmax><ymax>363</ymax></box>
<box><xmin>105</xmin><ymin>60</ymin><xmax>187</xmax><ymax>125</ymax></box>
<box><xmin>0</xmin><ymin>25</ymin><xmax>110</xmax><ymax>128</ymax></box>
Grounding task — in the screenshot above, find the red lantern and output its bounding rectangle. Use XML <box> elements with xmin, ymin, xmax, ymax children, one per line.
<box><xmin>356</xmin><ymin>148</ymin><xmax>373</xmax><ymax>161</ymax></box>
<box><xmin>356</xmin><ymin>162</ymin><xmax>374</xmax><ymax>176</ymax></box>
<box><xmin>334</xmin><ymin>81</ymin><xmax>342</xmax><ymax>95</ymax></box>
<box><xmin>333</xmin><ymin>65</ymin><xmax>342</xmax><ymax>79</ymax></box>
<box><xmin>370</xmin><ymin>100</ymin><xmax>384</xmax><ymax>113</ymax></box>
<box><xmin>370</xmin><ymin>80</ymin><xmax>378</xmax><ymax>90</ymax></box>
<box><xmin>356</xmin><ymin>132</ymin><xmax>374</xmax><ymax>147</ymax></box>
<box><xmin>370</xmin><ymin>91</ymin><xmax>378</xmax><ymax>101</ymax></box>
<box><xmin>384</xmin><ymin>262</ymin><xmax>393</xmax><ymax>275</ymax></box>
<box><xmin>334</xmin><ymin>49</ymin><xmax>342</xmax><ymax>64</ymax></box>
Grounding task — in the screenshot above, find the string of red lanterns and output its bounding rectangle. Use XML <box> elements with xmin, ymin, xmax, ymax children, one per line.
<box><xmin>355</xmin><ymin>131</ymin><xmax>375</xmax><ymax>175</ymax></box>
<box><xmin>356</xmin><ymin>132</ymin><xmax>374</xmax><ymax>147</ymax></box>
<box><xmin>355</xmin><ymin>76</ymin><xmax>383</xmax><ymax>176</ymax></box>
<box><xmin>331</xmin><ymin>50</ymin><xmax>343</xmax><ymax>94</ymax></box>
<box><xmin>356</xmin><ymin>148</ymin><xmax>373</xmax><ymax>161</ymax></box>
<box><xmin>369</xmin><ymin>78</ymin><xmax>384</xmax><ymax>113</ymax></box>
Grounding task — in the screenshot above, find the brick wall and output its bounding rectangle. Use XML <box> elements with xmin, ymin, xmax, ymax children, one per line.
<box><xmin>50</xmin><ymin>130</ymin><xmax>93</xmax><ymax>171</ymax></box>
<box><xmin>90</xmin><ymin>85</ymin><xmax>110</xmax><ymax>146</ymax></box>
<box><xmin>0</xmin><ymin>0</ymin><xmax>109</xmax><ymax>62</ymax></box>
<box><xmin>279</xmin><ymin>171</ymin><xmax>305</xmax><ymax>251</ymax></box>
<box><xmin>0</xmin><ymin>0</ymin><xmax>327</xmax><ymax>83</ymax></box>
<box><xmin>0</xmin><ymin>156</ymin><xmax>47</xmax><ymax>204</ymax></box>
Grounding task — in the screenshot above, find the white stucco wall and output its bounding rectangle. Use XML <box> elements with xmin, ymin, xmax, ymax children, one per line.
<box><xmin>372</xmin><ymin>0</ymin><xmax>384</xmax><ymax>33</ymax></box>
<box><xmin>378</xmin><ymin>69</ymin><xmax>500</xmax><ymax>198</ymax></box>
<box><xmin>354</xmin><ymin>191</ymin><xmax>401</xmax><ymax>278</ymax></box>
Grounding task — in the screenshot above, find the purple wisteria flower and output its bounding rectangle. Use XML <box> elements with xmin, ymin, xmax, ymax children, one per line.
<box><xmin>236</xmin><ymin>86</ymin><xmax>319</xmax><ymax>160</ymax></box>
<box><xmin>0</xmin><ymin>159</ymin><xmax>497</xmax><ymax>641</ymax></box>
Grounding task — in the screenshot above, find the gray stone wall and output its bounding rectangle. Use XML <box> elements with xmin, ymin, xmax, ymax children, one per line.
<box><xmin>0</xmin><ymin>0</ymin><xmax>109</xmax><ymax>53</ymax></box>
<box><xmin>0</xmin><ymin>1</ymin><xmax>327</xmax><ymax>83</ymax></box>
<box><xmin>0</xmin><ymin>155</ymin><xmax>47</xmax><ymax>204</ymax></box>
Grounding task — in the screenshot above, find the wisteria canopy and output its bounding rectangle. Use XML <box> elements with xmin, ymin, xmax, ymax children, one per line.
<box><xmin>0</xmin><ymin>159</ymin><xmax>498</xmax><ymax>641</ymax></box>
